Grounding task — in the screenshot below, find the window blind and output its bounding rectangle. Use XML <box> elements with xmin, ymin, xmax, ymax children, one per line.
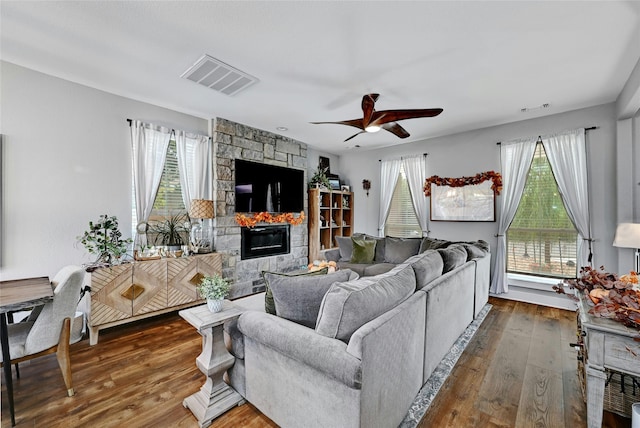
<box><xmin>385</xmin><ymin>165</ymin><xmax>422</xmax><ymax>238</ymax></box>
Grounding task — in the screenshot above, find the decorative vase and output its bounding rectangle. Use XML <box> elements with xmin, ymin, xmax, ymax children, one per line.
<box><xmin>207</xmin><ymin>298</ymin><xmax>224</xmax><ymax>313</ymax></box>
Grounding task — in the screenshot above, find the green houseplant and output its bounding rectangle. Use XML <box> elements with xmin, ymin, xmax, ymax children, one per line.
<box><xmin>78</xmin><ymin>215</ymin><xmax>132</xmax><ymax>266</ymax></box>
<box><xmin>309</xmin><ymin>165</ymin><xmax>331</xmax><ymax>189</ymax></box>
<box><xmin>149</xmin><ymin>212</ymin><xmax>189</xmax><ymax>250</ymax></box>
<box><xmin>197</xmin><ymin>273</ymin><xmax>231</xmax><ymax>313</ymax></box>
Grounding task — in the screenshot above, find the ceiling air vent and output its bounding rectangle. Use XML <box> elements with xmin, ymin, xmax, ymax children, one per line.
<box><xmin>181</xmin><ymin>55</ymin><xmax>258</xmax><ymax>96</ymax></box>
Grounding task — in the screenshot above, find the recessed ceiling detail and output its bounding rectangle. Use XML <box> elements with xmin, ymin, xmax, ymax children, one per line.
<box><xmin>181</xmin><ymin>54</ymin><xmax>258</xmax><ymax>96</ymax></box>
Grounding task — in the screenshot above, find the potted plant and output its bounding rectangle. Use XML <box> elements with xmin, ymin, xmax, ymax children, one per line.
<box><xmin>309</xmin><ymin>165</ymin><xmax>331</xmax><ymax>189</ymax></box>
<box><xmin>197</xmin><ymin>273</ymin><xmax>231</xmax><ymax>313</ymax></box>
<box><xmin>149</xmin><ymin>212</ymin><xmax>189</xmax><ymax>251</ymax></box>
<box><xmin>77</xmin><ymin>215</ymin><xmax>132</xmax><ymax>267</ymax></box>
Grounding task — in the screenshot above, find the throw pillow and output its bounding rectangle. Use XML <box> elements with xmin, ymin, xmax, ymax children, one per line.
<box><xmin>461</xmin><ymin>243</ymin><xmax>488</xmax><ymax>260</ymax></box>
<box><xmin>262</xmin><ymin>267</ymin><xmax>329</xmax><ymax>315</ymax></box>
<box><xmin>419</xmin><ymin>237</ymin><xmax>451</xmax><ymax>253</ymax></box>
<box><xmin>315</xmin><ymin>264</ymin><xmax>416</xmax><ymax>342</ymax></box>
<box><xmin>350</xmin><ymin>237</ymin><xmax>376</xmax><ymax>264</ymax></box>
<box><xmin>364</xmin><ymin>235</ymin><xmax>386</xmax><ymax>263</ymax></box>
<box><xmin>384</xmin><ymin>237</ymin><xmax>422</xmax><ymax>264</ymax></box>
<box><xmin>437</xmin><ymin>245</ymin><xmax>468</xmax><ymax>273</ymax></box>
<box><xmin>264</xmin><ymin>269</ymin><xmax>355</xmax><ymax>328</ymax></box>
<box><xmin>335</xmin><ymin>235</ymin><xmax>354</xmax><ymax>261</ymax></box>
<box><xmin>408</xmin><ymin>250</ymin><xmax>444</xmax><ymax>290</ymax></box>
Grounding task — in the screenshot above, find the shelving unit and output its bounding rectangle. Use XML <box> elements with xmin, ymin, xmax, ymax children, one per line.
<box><xmin>308</xmin><ymin>188</ymin><xmax>354</xmax><ymax>261</ymax></box>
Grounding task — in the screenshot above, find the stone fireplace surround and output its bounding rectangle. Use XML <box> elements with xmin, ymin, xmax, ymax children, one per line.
<box><xmin>211</xmin><ymin>118</ymin><xmax>308</xmax><ymax>299</ymax></box>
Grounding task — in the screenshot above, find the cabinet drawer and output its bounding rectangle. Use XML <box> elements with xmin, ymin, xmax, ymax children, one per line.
<box><xmin>604</xmin><ymin>335</ymin><xmax>640</xmax><ymax>374</ymax></box>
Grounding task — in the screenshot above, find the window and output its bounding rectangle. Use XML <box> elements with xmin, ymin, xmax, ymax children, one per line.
<box><xmin>507</xmin><ymin>143</ymin><xmax>577</xmax><ymax>278</ymax></box>
<box><xmin>385</xmin><ymin>165</ymin><xmax>422</xmax><ymax>238</ymax></box>
<box><xmin>149</xmin><ymin>139</ymin><xmax>185</xmax><ymax>220</ymax></box>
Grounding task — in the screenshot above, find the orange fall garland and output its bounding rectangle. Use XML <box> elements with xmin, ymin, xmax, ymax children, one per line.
<box><xmin>235</xmin><ymin>211</ymin><xmax>305</xmax><ymax>228</ymax></box>
<box><xmin>423</xmin><ymin>170</ymin><xmax>503</xmax><ymax>197</ymax></box>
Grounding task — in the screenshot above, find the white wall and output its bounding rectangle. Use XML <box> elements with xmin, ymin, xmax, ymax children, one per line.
<box><xmin>339</xmin><ymin>103</ymin><xmax>620</xmax><ymax>274</ymax></box>
<box><xmin>0</xmin><ymin>61</ymin><xmax>208</xmax><ymax>280</ymax></box>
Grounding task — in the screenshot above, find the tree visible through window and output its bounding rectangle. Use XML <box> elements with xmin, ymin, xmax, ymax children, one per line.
<box><xmin>507</xmin><ymin>143</ymin><xmax>577</xmax><ymax>278</ymax></box>
<box><xmin>150</xmin><ymin>139</ymin><xmax>185</xmax><ymax>220</ymax></box>
<box><xmin>385</xmin><ymin>165</ymin><xmax>422</xmax><ymax>238</ymax></box>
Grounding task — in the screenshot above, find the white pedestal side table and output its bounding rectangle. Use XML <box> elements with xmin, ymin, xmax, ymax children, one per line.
<box><xmin>180</xmin><ymin>301</ymin><xmax>245</xmax><ymax>428</ymax></box>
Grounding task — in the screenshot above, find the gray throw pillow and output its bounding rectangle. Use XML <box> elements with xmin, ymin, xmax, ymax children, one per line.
<box><xmin>384</xmin><ymin>237</ymin><xmax>421</xmax><ymax>264</ymax></box>
<box><xmin>419</xmin><ymin>237</ymin><xmax>451</xmax><ymax>253</ymax></box>
<box><xmin>461</xmin><ymin>243</ymin><xmax>488</xmax><ymax>260</ymax></box>
<box><xmin>265</xmin><ymin>269</ymin><xmax>355</xmax><ymax>328</ymax></box>
<box><xmin>315</xmin><ymin>264</ymin><xmax>416</xmax><ymax>342</ymax></box>
<box><xmin>365</xmin><ymin>235</ymin><xmax>386</xmax><ymax>263</ymax></box>
<box><xmin>409</xmin><ymin>250</ymin><xmax>444</xmax><ymax>289</ymax></box>
<box><xmin>437</xmin><ymin>245</ymin><xmax>468</xmax><ymax>273</ymax></box>
<box><xmin>262</xmin><ymin>267</ymin><xmax>328</xmax><ymax>315</ymax></box>
<box><xmin>335</xmin><ymin>235</ymin><xmax>354</xmax><ymax>261</ymax></box>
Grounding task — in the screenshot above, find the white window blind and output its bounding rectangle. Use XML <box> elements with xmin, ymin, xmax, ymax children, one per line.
<box><xmin>507</xmin><ymin>143</ymin><xmax>578</xmax><ymax>278</ymax></box>
<box><xmin>385</xmin><ymin>165</ymin><xmax>422</xmax><ymax>238</ymax></box>
<box><xmin>150</xmin><ymin>139</ymin><xmax>185</xmax><ymax>219</ymax></box>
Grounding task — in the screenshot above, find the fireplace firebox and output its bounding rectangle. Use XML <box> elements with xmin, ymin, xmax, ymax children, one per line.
<box><xmin>241</xmin><ymin>225</ymin><xmax>290</xmax><ymax>260</ymax></box>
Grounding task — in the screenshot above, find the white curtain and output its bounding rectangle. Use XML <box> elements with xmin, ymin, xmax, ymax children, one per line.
<box><xmin>378</xmin><ymin>158</ymin><xmax>402</xmax><ymax>237</ymax></box>
<box><xmin>175</xmin><ymin>130</ymin><xmax>213</xmax><ymax>212</ymax></box>
<box><xmin>130</xmin><ymin>120</ymin><xmax>172</xmax><ymax>245</ymax></box>
<box><xmin>402</xmin><ymin>154</ymin><xmax>428</xmax><ymax>236</ymax></box>
<box><xmin>542</xmin><ymin>128</ymin><xmax>591</xmax><ymax>267</ymax></box>
<box><xmin>490</xmin><ymin>138</ymin><xmax>537</xmax><ymax>294</ymax></box>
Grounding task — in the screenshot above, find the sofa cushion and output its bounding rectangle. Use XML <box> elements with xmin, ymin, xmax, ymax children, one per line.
<box><xmin>461</xmin><ymin>242</ymin><xmax>488</xmax><ymax>260</ymax></box>
<box><xmin>407</xmin><ymin>250</ymin><xmax>444</xmax><ymax>290</ymax></box>
<box><xmin>262</xmin><ymin>267</ymin><xmax>329</xmax><ymax>315</ymax></box>
<box><xmin>384</xmin><ymin>237</ymin><xmax>422</xmax><ymax>264</ymax></box>
<box><xmin>336</xmin><ymin>262</ymin><xmax>367</xmax><ymax>277</ymax></box>
<box><xmin>315</xmin><ymin>264</ymin><xmax>416</xmax><ymax>342</ymax></box>
<box><xmin>437</xmin><ymin>245</ymin><xmax>468</xmax><ymax>273</ymax></box>
<box><xmin>350</xmin><ymin>237</ymin><xmax>376</xmax><ymax>264</ymax></box>
<box><xmin>335</xmin><ymin>235</ymin><xmax>354</xmax><ymax>261</ymax></box>
<box><xmin>364</xmin><ymin>235</ymin><xmax>386</xmax><ymax>263</ymax></box>
<box><xmin>419</xmin><ymin>237</ymin><xmax>451</xmax><ymax>253</ymax></box>
<box><xmin>264</xmin><ymin>269</ymin><xmax>357</xmax><ymax>328</ymax></box>
<box><xmin>362</xmin><ymin>262</ymin><xmax>396</xmax><ymax>277</ymax></box>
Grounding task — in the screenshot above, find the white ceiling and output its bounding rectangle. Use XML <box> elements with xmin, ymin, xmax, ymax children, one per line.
<box><xmin>2</xmin><ymin>1</ymin><xmax>639</xmax><ymax>154</ymax></box>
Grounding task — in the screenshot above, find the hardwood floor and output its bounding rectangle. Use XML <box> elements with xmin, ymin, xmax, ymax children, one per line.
<box><xmin>0</xmin><ymin>298</ymin><xmax>631</xmax><ymax>427</ymax></box>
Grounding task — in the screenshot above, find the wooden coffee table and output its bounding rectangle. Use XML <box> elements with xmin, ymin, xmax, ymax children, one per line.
<box><xmin>179</xmin><ymin>301</ymin><xmax>244</xmax><ymax>428</ymax></box>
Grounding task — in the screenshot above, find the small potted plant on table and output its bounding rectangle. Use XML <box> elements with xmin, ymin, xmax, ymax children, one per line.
<box><xmin>197</xmin><ymin>273</ymin><xmax>231</xmax><ymax>313</ymax></box>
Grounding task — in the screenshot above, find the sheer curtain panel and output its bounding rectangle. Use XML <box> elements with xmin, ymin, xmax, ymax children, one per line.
<box><xmin>542</xmin><ymin>128</ymin><xmax>592</xmax><ymax>267</ymax></box>
<box><xmin>175</xmin><ymin>130</ymin><xmax>213</xmax><ymax>212</ymax></box>
<box><xmin>402</xmin><ymin>155</ymin><xmax>428</xmax><ymax>235</ymax></box>
<box><xmin>130</xmin><ymin>120</ymin><xmax>172</xmax><ymax>246</ymax></box>
<box><xmin>490</xmin><ymin>138</ymin><xmax>537</xmax><ymax>294</ymax></box>
<box><xmin>379</xmin><ymin>158</ymin><xmax>402</xmax><ymax>237</ymax></box>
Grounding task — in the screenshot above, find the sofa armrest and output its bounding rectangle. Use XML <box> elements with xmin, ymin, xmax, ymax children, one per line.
<box><xmin>237</xmin><ymin>311</ymin><xmax>362</xmax><ymax>388</ymax></box>
<box><xmin>323</xmin><ymin>248</ymin><xmax>341</xmax><ymax>262</ymax></box>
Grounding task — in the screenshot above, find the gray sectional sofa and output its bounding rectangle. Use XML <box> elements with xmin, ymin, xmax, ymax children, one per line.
<box><xmin>225</xmin><ymin>237</ymin><xmax>490</xmax><ymax>428</ymax></box>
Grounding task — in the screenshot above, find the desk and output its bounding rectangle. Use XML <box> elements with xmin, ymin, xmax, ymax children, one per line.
<box><xmin>0</xmin><ymin>277</ymin><xmax>54</xmax><ymax>427</ymax></box>
<box><xmin>179</xmin><ymin>301</ymin><xmax>244</xmax><ymax>428</ymax></box>
<box><xmin>577</xmin><ymin>292</ymin><xmax>640</xmax><ymax>428</ymax></box>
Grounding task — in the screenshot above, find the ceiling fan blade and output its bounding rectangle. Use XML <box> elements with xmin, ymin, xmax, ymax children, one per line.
<box><xmin>344</xmin><ymin>131</ymin><xmax>365</xmax><ymax>142</ymax></box>
<box><xmin>310</xmin><ymin>119</ymin><xmax>364</xmax><ymax>130</ymax></box>
<box><xmin>361</xmin><ymin>94</ymin><xmax>379</xmax><ymax>128</ymax></box>
<box><xmin>381</xmin><ymin>122</ymin><xmax>410</xmax><ymax>139</ymax></box>
<box><xmin>371</xmin><ymin>108</ymin><xmax>443</xmax><ymax>125</ymax></box>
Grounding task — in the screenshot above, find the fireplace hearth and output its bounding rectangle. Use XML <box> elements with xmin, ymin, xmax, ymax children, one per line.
<box><xmin>241</xmin><ymin>225</ymin><xmax>291</xmax><ymax>260</ymax></box>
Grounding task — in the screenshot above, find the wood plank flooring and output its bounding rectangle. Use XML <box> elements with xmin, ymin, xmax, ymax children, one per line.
<box><xmin>0</xmin><ymin>298</ymin><xmax>632</xmax><ymax>427</ymax></box>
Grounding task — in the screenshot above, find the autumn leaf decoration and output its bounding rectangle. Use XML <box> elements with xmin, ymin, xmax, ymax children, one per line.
<box><xmin>423</xmin><ymin>171</ymin><xmax>503</xmax><ymax>197</ymax></box>
<box><xmin>235</xmin><ymin>211</ymin><xmax>305</xmax><ymax>228</ymax></box>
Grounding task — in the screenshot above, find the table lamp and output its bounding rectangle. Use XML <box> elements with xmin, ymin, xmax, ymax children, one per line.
<box><xmin>189</xmin><ymin>199</ymin><xmax>214</xmax><ymax>253</ymax></box>
<box><xmin>612</xmin><ymin>222</ymin><xmax>640</xmax><ymax>273</ymax></box>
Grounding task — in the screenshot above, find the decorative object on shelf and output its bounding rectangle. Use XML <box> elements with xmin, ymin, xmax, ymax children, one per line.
<box><xmin>197</xmin><ymin>273</ymin><xmax>230</xmax><ymax>313</ymax></box>
<box><xmin>77</xmin><ymin>214</ymin><xmax>133</xmax><ymax>267</ymax></box>
<box><xmin>149</xmin><ymin>212</ymin><xmax>189</xmax><ymax>252</ymax></box>
<box><xmin>553</xmin><ymin>266</ymin><xmax>640</xmax><ymax>330</ymax></box>
<box><xmin>362</xmin><ymin>179</ymin><xmax>371</xmax><ymax>196</ymax></box>
<box><xmin>613</xmin><ymin>223</ymin><xmax>640</xmax><ymax>273</ymax></box>
<box><xmin>309</xmin><ymin>164</ymin><xmax>331</xmax><ymax>189</ymax></box>
<box><xmin>189</xmin><ymin>199</ymin><xmax>215</xmax><ymax>254</ymax></box>
<box><xmin>343</xmin><ymin>195</ymin><xmax>350</xmax><ymax>208</ymax></box>
<box><xmin>319</xmin><ymin>156</ymin><xmax>331</xmax><ymax>174</ymax></box>
<box><xmin>423</xmin><ymin>170</ymin><xmax>503</xmax><ymax>197</ymax></box>
<box><xmin>341</xmin><ymin>185</ymin><xmax>350</xmax><ymax>192</ymax></box>
<box><xmin>329</xmin><ymin>177</ymin><xmax>341</xmax><ymax>190</ymax></box>
<box><xmin>235</xmin><ymin>211</ymin><xmax>305</xmax><ymax>228</ymax></box>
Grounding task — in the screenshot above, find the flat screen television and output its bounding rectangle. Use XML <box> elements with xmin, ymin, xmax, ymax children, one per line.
<box><xmin>235</xmin><ymin>159</ymin><xmax>304</xmax><ymax>213</ymax></box>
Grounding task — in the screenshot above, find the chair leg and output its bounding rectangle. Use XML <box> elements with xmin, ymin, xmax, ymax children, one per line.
<box><xmin>56</xmin><ymin>317</ymin><xmax>74</xmax><ymax>396</ymax></box>
<box><xmin>14</xmin><ymin>362</ymin><xmax>20</xmax><ymax>379</ymax></box>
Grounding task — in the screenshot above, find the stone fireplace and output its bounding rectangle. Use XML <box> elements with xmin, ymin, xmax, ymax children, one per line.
<box><xmin>211</xmin><ymin>118</ymin><xmax>308</xmax><ymax>299</ymax></box>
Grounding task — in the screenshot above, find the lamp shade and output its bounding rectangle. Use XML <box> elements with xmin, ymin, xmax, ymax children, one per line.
<box><xmin>612</xmin><ymin>223</ymin><xmax>640</xmax><ymax>248</ymax></box>
<box><xmin>189</xmin><ymin>199</ymin><xmax>214</xmax><ymax>219</ymax></box>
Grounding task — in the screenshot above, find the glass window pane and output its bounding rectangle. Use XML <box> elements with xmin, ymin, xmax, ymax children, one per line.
<box><xmin>385</xmin><ymin>165</ymin><xmax>422</xmax><ymax>238</ymax></box>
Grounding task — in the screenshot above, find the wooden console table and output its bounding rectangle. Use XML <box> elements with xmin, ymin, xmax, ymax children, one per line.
<box><xmin>88</xmin><ymin>253</ymin><xmax>222</xmax><ymax>345</ymax></box>
<box><xmin>577</xmin><ymin>292</ymin><xmax>640</xmax><ymax>428</ymax></box>
<box><xmin>179</xmin><ymin>301</ymin><xmax>244</xmax><ymax>427</ymax></box>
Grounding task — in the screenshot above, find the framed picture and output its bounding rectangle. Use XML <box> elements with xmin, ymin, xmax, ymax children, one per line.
<box><xmin>329</xmin><ymin>178</ymin><xmax>340</xmax><ymax>190</ymax></box>
<box><xmin>430</xmin><ymin>181</ymin><xmax>495</xmax><ymax>222</ymax></box>
<box><xmin>340</xmin><ymin>185</ymin><xmax>350</xmax><ymax>192</ymax></box>
<box><xmin>319</xmin><ymin>156</ymin><xmax>330</xmax><ymax>174</ymax></box>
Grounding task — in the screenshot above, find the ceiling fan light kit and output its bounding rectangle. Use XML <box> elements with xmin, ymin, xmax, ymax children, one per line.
<box><xmin>311</xmin><ymin>93</ymin><xmax>443</xmax><ymax>142</ymax></box>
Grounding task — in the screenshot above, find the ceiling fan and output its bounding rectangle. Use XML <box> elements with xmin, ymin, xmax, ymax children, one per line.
<box><xmin>311</xmin><ymin>93</ymin><xmax>443</xmax><ymax>142</ymax></box>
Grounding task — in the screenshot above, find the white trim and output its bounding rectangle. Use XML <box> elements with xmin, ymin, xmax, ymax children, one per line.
<box><xmin>491</xmin><ymin>285</ymin><xmax>577</xmax><ymax>311</ymax></box>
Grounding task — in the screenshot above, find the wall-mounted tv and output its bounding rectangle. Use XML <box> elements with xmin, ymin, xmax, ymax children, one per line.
<box><xmin>235</xmin><ymin>159</ymin><xmax>304</xmax><ymax>213</ymax></box>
